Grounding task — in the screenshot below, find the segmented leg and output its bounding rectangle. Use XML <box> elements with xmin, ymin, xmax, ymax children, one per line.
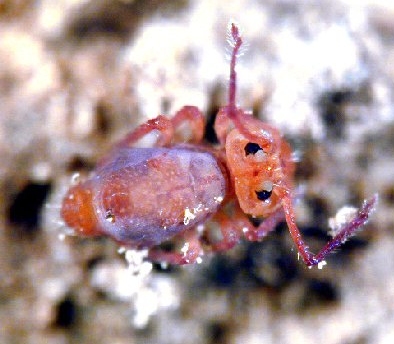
<box><xmin>117</xmin><ymin>115</ymin><xmax>174</xmax><ymax>148</ymax></box>
<box><xmin>148</xmin><ymin>230</ymin><xmax>203</xmax><ymax>265</ymax></box>
<box><xmin>243</xmin><ymin>207</ymin><xmax>285</xmax><ymax>241</ymax></box>
<box><xmin>171</xmin><ymin>106</ymin><xmax>205</xmax><ymax>143</ymax></box>
<box><xmin>281</xmin><ymin>194</ymin><xmax>378</xmax><ymax>267</ymax></box>
<box><xmin>214</xmin><ymin>107</ymin><xmax>235</xmax><ymax>145</ymax></box>
<box><xmin>117</xmin><ymin>105</ymin><xmax>204</xmax><ymax>148</ymax></box>
<box><xmin>207</xmin><ymin>204</ymin><xmax>283</xmax><ymax>252</ymax></box>
<box><xmin>207</xmin><ymin>208</ymin><xmax>242</xmax><ymax>252</ymax></box>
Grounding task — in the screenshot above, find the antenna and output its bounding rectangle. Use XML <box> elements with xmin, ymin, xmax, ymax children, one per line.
<box><xmin>228</xmin><ymin>23</ymin><xmax>243</xmax><ymax>112</ymax></box>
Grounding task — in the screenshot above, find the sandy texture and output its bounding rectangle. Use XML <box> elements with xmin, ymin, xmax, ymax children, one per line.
<box><xmin>1</xmin><ymin>1</ymin><xmax>394</xmax><ymax>343</ymax></box>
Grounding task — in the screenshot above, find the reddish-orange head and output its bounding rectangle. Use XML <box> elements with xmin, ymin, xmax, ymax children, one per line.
<box><xmin>224</xmin><ymin>115</ymin><xmax>295</xmax><ymax>218</ymax></box>
<box><xmin>61</xmin><ymin>184</ymin><xmax>99</xmax><ymax>236</ymax></box>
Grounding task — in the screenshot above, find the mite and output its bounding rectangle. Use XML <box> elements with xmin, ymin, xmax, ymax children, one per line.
<box><xmin>61</xmin><ymin>23</ymin><xmax>377</xmax><ymax>266</ymax></box>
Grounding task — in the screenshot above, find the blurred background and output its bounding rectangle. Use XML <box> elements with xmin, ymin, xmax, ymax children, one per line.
<box><xmin>1</xmin><ymin>0</ymin><xmax>394</xmax><ymax>343</ymax></box>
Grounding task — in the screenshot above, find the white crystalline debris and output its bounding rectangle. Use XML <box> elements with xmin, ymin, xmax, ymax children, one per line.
<box><xmin>57</xmin><ymin>233</ymin><xmax>66</xmax><ymax>241</ymax></box>
<box><xmin>91</xmin><ymin>249</ymin><xmax>152</xmax><ymax>301</ymax></box>
<box><xmin>183</xmin><ymin>207</ymin><xmax>196</xmax><ymax>225</ymax></box>
<box><xmin>70</xmin><ymin>172</ymin><xmax>80</xmax><ymax>185</ymax></box>
<box><xmin>91</xmin><ymin>248</ymin><xmax>180</xmax><ymax>328</ymax></box>
<box><xmin>181</xmin><ymin>242</ymin><xmax>190</xmax><ymax>255</ymax></box>
<box><xmin>328</xmin><ymin>206</ymin><xmax>358</xmax><ymax>237</ymax></box>
<box><xmin>132</xmin><ymin>275</ymin><xmax>180</xmax><ymax>328</ymax></box>
<box><xmin>214</xmin><ymin>196</ymin><xmax>224</xmax><ymax>204</ymax></box>
<box><xmin>132</xmin><ymin>288</ymin><xmax>159</xmax><ymax>328</ymax></box>
<box><xmin>125</xmin><ymin>249</ymin><xmax>152</xmax><ymax>276</ymax></box>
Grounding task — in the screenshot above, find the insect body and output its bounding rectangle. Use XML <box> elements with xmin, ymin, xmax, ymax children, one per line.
<box><xmin>62</xmin><ymin>145</ymin><xmax>227</xmax><ymax>248</ymax></box>
<box><xmin>61</xmin><ymin>24</ymin><xmax>377</xmax><ymax>266</ymax></box>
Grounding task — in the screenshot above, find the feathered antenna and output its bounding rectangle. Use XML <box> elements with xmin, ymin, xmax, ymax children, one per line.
<box><xmin>223</xmin><ymin>22</ymin><xmax>261</xmax><ymax>143</ymax></box>
<box><xmin>227</xmin><ymin>22</ymin><xmax>243</xmax><ymax>112</ymax></box>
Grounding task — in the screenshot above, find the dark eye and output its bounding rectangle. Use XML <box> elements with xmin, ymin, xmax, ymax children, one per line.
<box><xmin>255</xmin><ymin>189</ymin><xmax>272</xmax><ymax>201</ymax></box>
<box><xmin>244</xmin><ymin>142</ymin><xmax>262</xmax><ymax>155</ymax></box>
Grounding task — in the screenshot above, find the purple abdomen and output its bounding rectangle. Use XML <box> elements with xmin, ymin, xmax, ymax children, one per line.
<box><xmin>87</xmin><ymin>145</ymin><xmax>227</xmax><ymax>248</ymax></box>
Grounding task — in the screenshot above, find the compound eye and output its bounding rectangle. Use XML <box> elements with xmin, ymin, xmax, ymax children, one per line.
<box><xmin>244</xmin><ymin>142</ymin><xmax>262</xmax><ymax>155</ymax></box>
<box><xmin>255</xmin><ymin>189</ymin><xmax>272</xmax><ymax>201</ymax></box>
